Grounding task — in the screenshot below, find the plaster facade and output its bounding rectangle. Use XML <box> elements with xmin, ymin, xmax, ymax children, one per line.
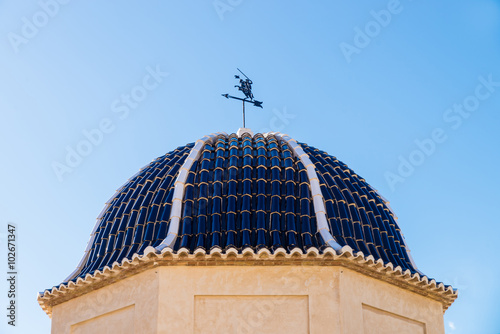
<box><xmin>50</xmin><ymin>265</ymin><xmax>445</xmax><ymax>334</ymax></box>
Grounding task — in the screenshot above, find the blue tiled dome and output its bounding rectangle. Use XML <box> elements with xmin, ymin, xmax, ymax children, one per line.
<box><xmin>68</xmin><ymin>132</ymin><xmax>418</xmax><ymax>281</ymax></box>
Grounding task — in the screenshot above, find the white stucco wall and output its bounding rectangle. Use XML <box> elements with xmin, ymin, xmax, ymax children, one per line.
<box><xmin>50</xmin><ymin>265</ymin><xmax>445</xmax><ymax>334</ymax></box>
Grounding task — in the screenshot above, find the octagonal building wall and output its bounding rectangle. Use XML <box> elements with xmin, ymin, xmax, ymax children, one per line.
<box><xmin>50</xmin><ymin>266</ymin><xmax>445</xmax><ymax>334</ymax></box>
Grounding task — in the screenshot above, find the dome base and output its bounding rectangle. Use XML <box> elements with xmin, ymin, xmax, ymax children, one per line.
<box><xmin>40</xmin><ymin>247</ymin><xmax>456</xmax><ymax>333</ymax></box>
<box><xmin>48</xmin><ymin>265</ymin><xmax>447</xmax><ymax>334</ymax></box>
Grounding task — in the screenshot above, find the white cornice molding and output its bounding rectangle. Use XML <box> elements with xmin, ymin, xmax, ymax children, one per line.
<box><xmin>38</xmin><ymin>245</ymin><xmax>457</xmax><ymax>318</ymax></box>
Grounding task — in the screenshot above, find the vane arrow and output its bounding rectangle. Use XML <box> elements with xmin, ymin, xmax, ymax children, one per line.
<box><xmin>221</xmin><ymin>94</ymin><xmax>263</xmax><ymax>108</ymax></box>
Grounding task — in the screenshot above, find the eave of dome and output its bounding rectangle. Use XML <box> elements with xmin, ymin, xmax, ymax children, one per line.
<box><xmin>37</xmin><ymin>245</ymin><xmax>457</xmax><ymax>318</ymax></box>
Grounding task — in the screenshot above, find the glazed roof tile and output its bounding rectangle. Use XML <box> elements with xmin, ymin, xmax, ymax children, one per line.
<box><xmin>65</xmin><ymin>132</ymin><xmax>420</xmax><ymax>282</ymax></box>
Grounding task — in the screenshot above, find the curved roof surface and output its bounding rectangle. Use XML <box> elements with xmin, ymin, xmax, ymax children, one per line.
<box><xmin>68</xmin><ymin>131</ymin><xmax>418</xmax><ymax>281</ymax></box>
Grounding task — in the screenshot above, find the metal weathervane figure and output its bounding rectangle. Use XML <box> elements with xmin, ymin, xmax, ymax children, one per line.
<box><xmin>222</xmin><ymin>68</ymin><xmax>263</xmax><ymax>128</ymax></box>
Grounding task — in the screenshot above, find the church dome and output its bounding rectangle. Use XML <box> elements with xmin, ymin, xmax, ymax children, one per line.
<box><xmin>66</xmin><ymin>131</ymin><xmax>419</xmax><ymax>282</ymax></box>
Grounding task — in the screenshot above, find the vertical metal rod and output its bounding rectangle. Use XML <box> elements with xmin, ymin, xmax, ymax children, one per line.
<box><xmin>242</xmin><ymin>100</ymin><xmax>246</xmax><ymax>128</ymax></box>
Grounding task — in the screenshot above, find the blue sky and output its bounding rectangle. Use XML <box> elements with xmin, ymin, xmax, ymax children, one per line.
<box><xmin>1</xmin><ymin>1</ymin><xmax>499</xmax><ymax>333</ymax></box>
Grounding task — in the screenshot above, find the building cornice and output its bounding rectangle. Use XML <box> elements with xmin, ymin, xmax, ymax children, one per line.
<box><xmin>38</xmin><ymin>246</ymin><xmax>457</xmax><ymax>318</ymax></box>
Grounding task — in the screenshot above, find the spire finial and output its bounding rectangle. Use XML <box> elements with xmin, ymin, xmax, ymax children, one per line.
<box><xmin>222</xmin><ymin>68</ymin><xmax>263</xmax><ymax>128</ymax></box>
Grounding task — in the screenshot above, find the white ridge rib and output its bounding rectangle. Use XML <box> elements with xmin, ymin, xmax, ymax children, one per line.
<box><xmin>156</xmin><ymin>132</ymin><xmax>226</xmax><ymax>251</ymax></box>
<box><xmin>267</xmin><ymin>132</ymin><xmax>343</xmax><ymax>251</ymax></box>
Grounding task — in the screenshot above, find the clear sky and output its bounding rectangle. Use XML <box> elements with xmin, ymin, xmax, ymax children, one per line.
<box><xmin>1</xmin><ymin>1</ymin><xmax>499</xmax><ymax>333</ymax></box>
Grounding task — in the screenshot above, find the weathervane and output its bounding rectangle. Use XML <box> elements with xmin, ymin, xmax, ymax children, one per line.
<box><xmin>222</xmin><ymin>68</ymin><xmax>263</xmax><ymax>128</ymax></box>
